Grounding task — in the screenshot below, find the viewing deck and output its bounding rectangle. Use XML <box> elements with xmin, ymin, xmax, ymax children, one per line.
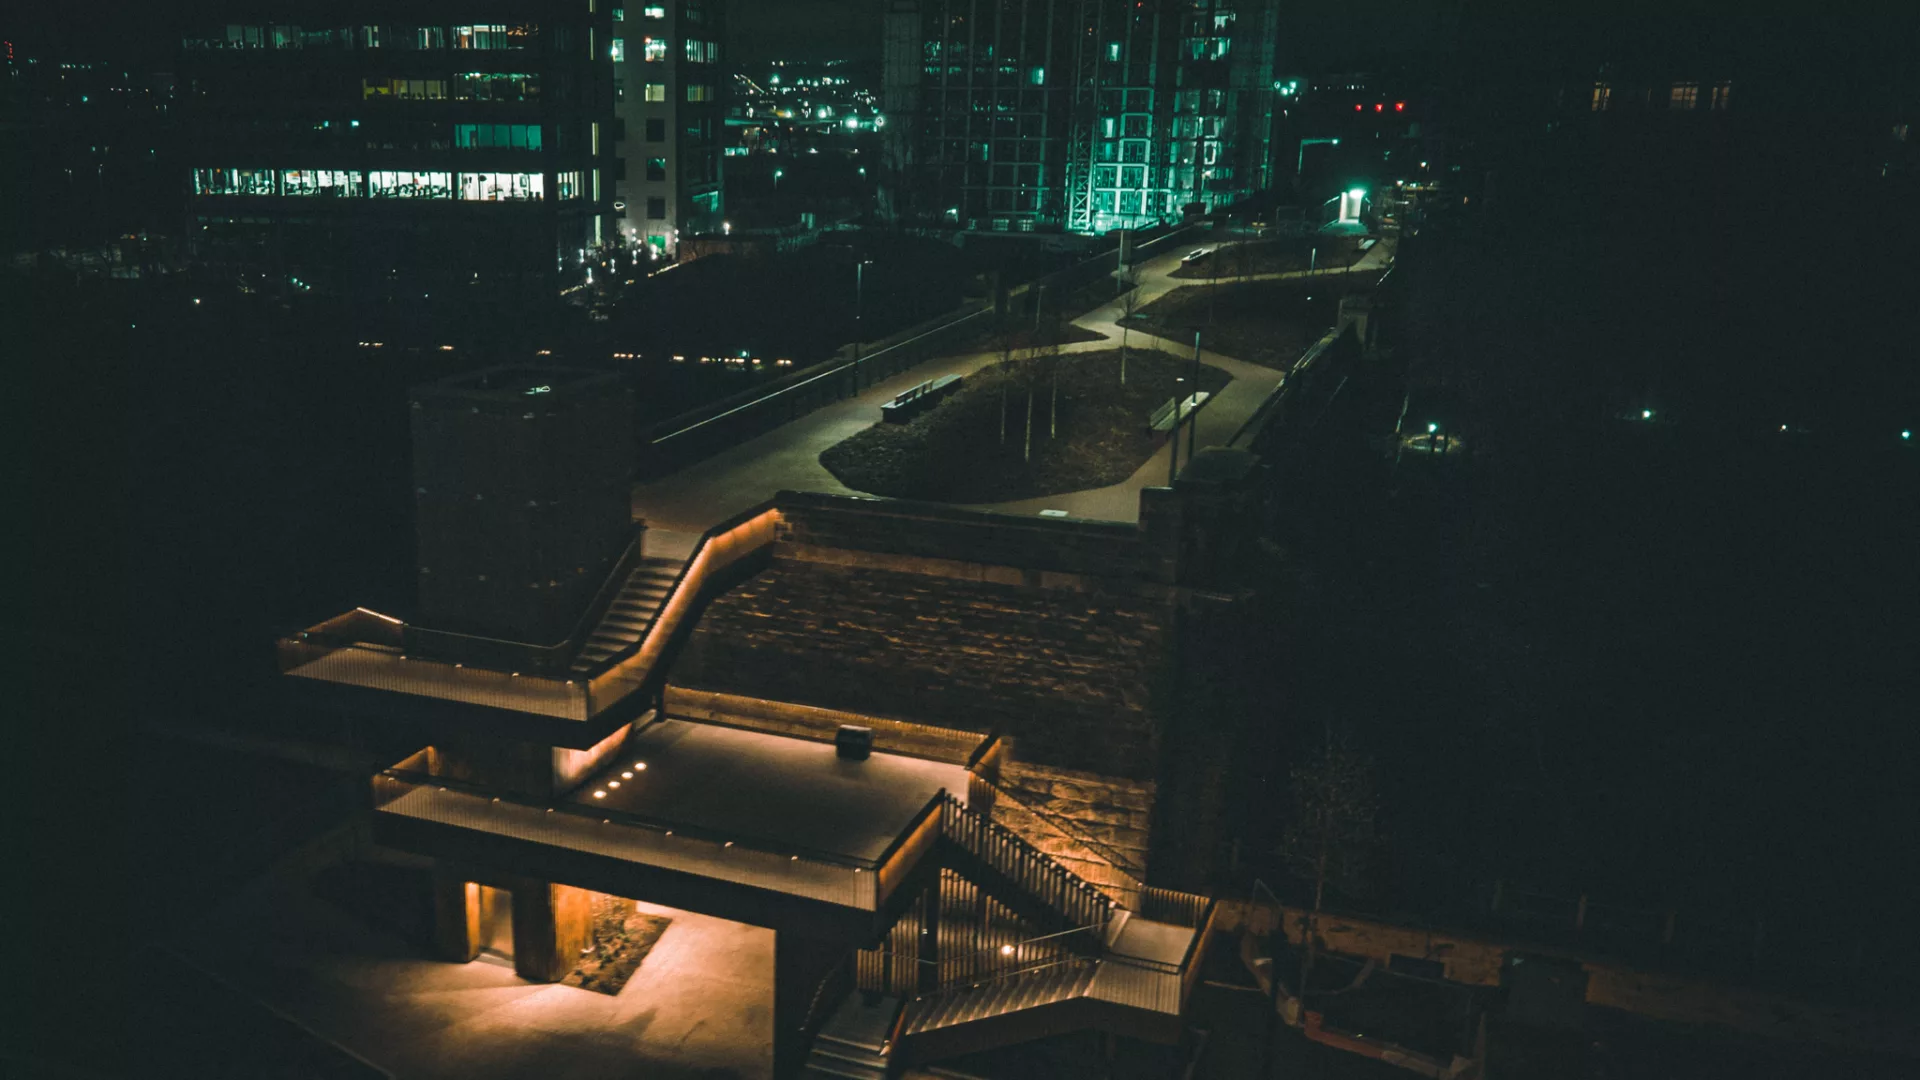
<box><xmin>375</xmin><ymin>719</ymin><xmax>970</xmax><ymax>913</ymax></box>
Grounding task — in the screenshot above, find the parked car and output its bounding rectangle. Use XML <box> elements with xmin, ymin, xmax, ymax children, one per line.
<box><xmin>1181</xmin><ymin>248</ymin><xmax>1209</xmax><ymax>264</ymax></box>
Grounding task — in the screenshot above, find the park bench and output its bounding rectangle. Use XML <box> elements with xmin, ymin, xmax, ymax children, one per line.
<box><xmin>880</xmin><ymin>373</ymin><xmax>965</xmax><ymax>423</ymax></box>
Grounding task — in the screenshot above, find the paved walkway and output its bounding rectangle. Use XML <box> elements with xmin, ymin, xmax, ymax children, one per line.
<box><xmin>633</xmin><ymin>238</ymin><xmax>1393</xmax><ymax>539</ymax></box>
<box><xmin>166</xmin><ymin>860</ymin><xmax>775</xmax><ymax>1079</ymax></box>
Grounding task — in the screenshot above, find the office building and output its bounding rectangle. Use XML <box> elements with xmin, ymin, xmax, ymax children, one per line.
<box><xmin>610</xmin><ymin>0</ymin><xmax>726</xmax><ymax>257</ymax></box>
<box><xmin>178</xmin><ymin>7</ymin><xmax>617</xmax><ymax>299</ymax></box>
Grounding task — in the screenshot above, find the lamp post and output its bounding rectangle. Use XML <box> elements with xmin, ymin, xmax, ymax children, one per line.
<box><xmin>852</xmin><ymin>257</ymin><xmax>873</xmax><ymax>391</ymax></box>
<box><xmin>1190</xmin><ymin>330</ymin><xmax>1202</xmax><ymax>459</ymax></box>
<box><xmin>1295</xmin><ymin>137</ymin><xmax>1339</xmax><ymax>189</ymax></box>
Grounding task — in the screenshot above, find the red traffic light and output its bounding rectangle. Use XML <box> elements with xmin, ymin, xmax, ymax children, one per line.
<box><xmin>1375</xmin><ymin>103</ymin><xmax>1384</xmax><ymax>112</ymax></box>
<box><xmin>1354</xmin><ymin>104</ymin><xmax>1362</xmax><ymax>111</ymax></box>
<box><xmin>1395</xmin><ymin>102</ymin><xmax>1405</xmax><ymax>111</ymax></box>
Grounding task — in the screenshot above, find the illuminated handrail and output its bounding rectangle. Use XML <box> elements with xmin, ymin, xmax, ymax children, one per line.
<box><xmin>939</xmin><ymin>794</ymin><xmax>1115</xmax><ymax>938</ymax></box>
<box><xmin>583</xmin><ymin>501</ymin><xmax>781</xmax><ymax>714</ymax></box>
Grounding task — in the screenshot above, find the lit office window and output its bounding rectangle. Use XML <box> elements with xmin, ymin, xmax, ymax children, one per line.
<box><xmin>613</xmin><ymin>7</ymin><xmax>624</xmax><ymax>20</ymax></box>
<box><xmin>453</xmin><ymin>24</ymin><xmax>534</xmax><ymax>50</ymax></box>
<box><xmin>610</xmin><ymin>38</ymin><xmax>625</xmax><ymax>62</ymax></box>
<box><xmin>646</xmin><ymin>157</ymin><xmax>666</xmax><ymax>181</ymax></box>
<box><xmin>1670</xmin><ymin>82</ymin><xmax>1698</xmax><ymax>110</ymax></box>
<box><xmin>643</xmin><ymin>5</ymin><xmax>665</xmax><ymax>17</ymax></box>
<box><xmin>704</xmin><ymin>41</ymin><xmax>719</xmax><ymax>62</ymax></box>
<box><xmin>685</xmin><ymin>39</ymin><xmax>702</xmax><ymax>62</ymax></box>
<box><xmin>556</xmin><ymin>171</ymin><xmax>583</xmax><ymax>199</ymax></box>
<box><xmin>1106</xmin><ymin>42</ymin><xmax>1121</xmax><ymax>62</ymax></box>
<box><xmin>368</xmin><ymin>170</ymin><xmax>452</xmax><ymax>198</ymax></box>
<box><xmin>645</xmin><ymin>83</ymin><xmax>666</xmax><ymax>101</ymax></box>
<box><xmin>363</xmin><ymin>78</ymin><xmax>447</xmax><ymax>100</ymax></box>
<box><xmin>644</xmin><ymin>37</ymin><xmax>667</xmax><ymax>61</ymax></box>
<box><xmin>281</xmin><ymin>169</ymin><xmax>362</xmax><ymax>196</ymax></box>
<box><xmin>685</xmin><ymin>83</ymin><xmax>712</xmax><ymax>102</ymax></box>
<box><xmin>192</xmin><ymin>167</ymin><xmax>277</xmax><ymax>195</ymax></box>
<box><xmin>414</xmin><ymin>27</ymin><xmax>446</xmax><ymax>49</ymax></box>
<box><xmin>1028</xmin><ymin>66</ymin><xmax>1045</xmax><ymax>86</ymax></box>
<box><xmin>1592</xmin><ymin>83</ymin><xmax>1611</xmax><ymax>111</ymax></box>
<box><xmin>457</xmin><ymin>171</ymin><xmax>543</xmax><ymax>200</ymax></box>
<box><xmin>453</xmin><ymin>124</ymin><xmax>543</xmax><ymax>149</ymax></box>
<box><xmin>1710</xmin><ymin>82</ymin><xmax>1732</xmax><ymax>111</ymax></box>
<box><xmin>453</xmin><ymin>72</ymin><xmax>539</xmax><ymax>101</ymax></box>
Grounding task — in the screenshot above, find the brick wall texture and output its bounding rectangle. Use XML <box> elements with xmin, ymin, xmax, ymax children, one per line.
<box><xmin>676</xmin><ymin>555</ymin><xmax>1170</xmax><ymax>780</ymax></box>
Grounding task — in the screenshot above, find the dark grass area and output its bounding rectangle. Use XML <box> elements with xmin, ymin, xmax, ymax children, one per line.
<box><xmin>1136</xmin><ymin>275</ymin><xmax>1374</xmax><ymax>369</ymax></box>
<box><xmin>820</xmin><ymin>347</ymin><xmax>1230</xmax><ymax>502</ymax></box>
<box><xmin>1170</xmin><ymin>237</ymin><xmax>1368</xmax><ymax>280</ymax></box>
<box><xmin>942</xmin><ymin>313</ymin><xmax>1108</xmax><ymax>356</ymax></box>
<box><xmin>563</xmin><ymin>897</ymin><xmax>674</xmax><ymax>995</ymax></box>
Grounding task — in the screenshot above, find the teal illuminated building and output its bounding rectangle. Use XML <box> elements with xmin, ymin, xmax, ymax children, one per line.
<box><xmin>882</xmin><ymin>0</ymin><xmax>1281</xmax><ymax>234</ymax></box>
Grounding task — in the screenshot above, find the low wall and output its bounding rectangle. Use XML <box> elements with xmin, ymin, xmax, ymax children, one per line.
<box><xmin>774</xmin><ymin>490</ymin><xmax>1162</xmax><ymax>584</ymax></box>
<box><xmin>1216</xmin><ymin>901</ymin><xmax>1920</xmax><ymax>1059</ymax></box>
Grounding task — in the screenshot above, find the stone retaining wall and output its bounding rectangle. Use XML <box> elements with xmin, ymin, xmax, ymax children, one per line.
<box><xmin>675</xmin><ymin>555</ymin><xmax>1169</xmax><ymax>780</ymax></box>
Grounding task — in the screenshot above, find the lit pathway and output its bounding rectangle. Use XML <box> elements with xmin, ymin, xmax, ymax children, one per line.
<box><xmin>633</xmin><ymin>237</ymin><xmax>1393</xmax><ymax>545</ymax></box>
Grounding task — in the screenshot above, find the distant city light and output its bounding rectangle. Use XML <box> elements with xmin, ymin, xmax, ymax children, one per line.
<box><xmin>1642</xmin><ymin>409</ymin><xmax>1654</xmax><ymax>420</ymax></box>
<box><xmin>1905</xmin><ymin>430</ymin><xmax>1913</xmax><ymax>441</ymax></box>
<box><xmin>1428</xmin><ymin>423</ymin><xmax>1438</xmax><ymax>434</ymax></box>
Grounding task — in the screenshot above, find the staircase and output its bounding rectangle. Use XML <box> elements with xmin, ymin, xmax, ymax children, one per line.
<box><xmin>902</xmin><ymin>961</ymin><xmax>1097</xmax><ymax>1034</ymax></box>
<box><xmin>800</xmin><ymin>795</ymin><xmax>1214</xmax><ymax>1069</ymax></box>
<box><xmin>803</xmin><ymin>994</ymin><xmax>899</xmax><ymax>1079</ymax></box>
<box><xmin>570</xmin><ymin>556</ymin><xmax>684</xmax><ymax>674</ymax></box>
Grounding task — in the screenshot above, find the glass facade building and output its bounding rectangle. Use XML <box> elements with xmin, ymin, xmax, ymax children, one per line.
<box><xmin>179</xmin><ymin>4</ymin><xmax>617</xmax><ymax>299</ymax></box>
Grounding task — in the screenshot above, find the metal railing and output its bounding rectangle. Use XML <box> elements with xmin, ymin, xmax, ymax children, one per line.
<box><xmin>971</xmin><ymin>777</ymin><xmax>1148</xmax><ymax>906</ymax></box>
<box><xmin>402</xmin><ymin>524</ymin><xmax>648</xmax><ymax>677</ymax></box>
<box><xmin>639</xmin><ymin>303</ymin><xmax>995</xmax><ymax>475</ymax></box>
<box><xmin>583</xmin><ymin>502</ymin><xmax>780</xmax><ymax>710</ymax></box>
<box><xmin>858</xmin><ymin>924</ymin><xmax>1105</xmax><ymax>998</ymax></box>
<box><xmin>278</xmin><ymin>635</ymin><xmax>591</xmax><ymax>719</ymax></box>
<box><xmin>939</xmin><ymin>794</ymin><xmax>1114</xmax><ymax>938</ymax></box>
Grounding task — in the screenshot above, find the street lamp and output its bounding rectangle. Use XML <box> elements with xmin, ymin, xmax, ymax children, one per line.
<box><xmin>852</xmin><ymin>258</ymin><xmax>873</xmax><ymax>391</ymax></box>
<box><xmin>1295</xmin><ymin>137</ymin><xmax>1340</xmax><ymax>188</ymax></box>
<box><xmin>773</xmin><ymin>167</ymin><xmax>784</xmax><ymax>190</ymax></box>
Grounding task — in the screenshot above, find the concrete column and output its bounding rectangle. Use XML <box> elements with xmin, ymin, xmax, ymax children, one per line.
<box><xmin>774</xmin><ymin>930</ymin><xmax>847</xmax><ymax>1078</ymax></box>
<box><xmin>510</xmin><ymin>879</ymin><xmax>596</xmax><ymax>983</ymax></box>
<box><xmin>432</xmin><ymin>867</ymin><xmax>482</xmax><ymax>963</ymax></box>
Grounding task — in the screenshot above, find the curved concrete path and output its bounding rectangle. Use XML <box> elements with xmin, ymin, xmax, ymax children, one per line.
<box><xmin>632</xmin><ymin>239</ymin><xmax>1392</xmax><ymax>548</ymax></box>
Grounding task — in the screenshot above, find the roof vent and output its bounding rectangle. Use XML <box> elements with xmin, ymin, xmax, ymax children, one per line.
<box><xmin>835</xmin><ymin>725</ymin><xmax>873</xmax><ymax>761</ymax></box>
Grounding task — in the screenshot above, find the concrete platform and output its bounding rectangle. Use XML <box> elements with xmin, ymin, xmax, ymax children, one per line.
<box><xmin>578</xmin><ymin>718</ymin><xmax>970</xmax><ymax>864</ymax></box>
